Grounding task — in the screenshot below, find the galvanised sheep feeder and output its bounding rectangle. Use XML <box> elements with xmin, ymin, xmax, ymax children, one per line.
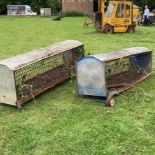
<box><xmin>76</xmin><ymin>47</ymin><xmax>152</xmax><ymax>106</ymax></box>
<box><xmin>0</xmin><ymin>40</ymin><xmax>84</xmax><ymax>108</ymax></box>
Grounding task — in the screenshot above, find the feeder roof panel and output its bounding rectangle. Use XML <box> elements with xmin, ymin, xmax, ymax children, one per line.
<box><xmin>0</xmin><ymin>40</ymin><xmax>83</xmax><ymax>70</ymax></box>
<box><xmin>91</xmin><ymin>47</ymin><xmax>151</xmax><ymax>62</ymax></box>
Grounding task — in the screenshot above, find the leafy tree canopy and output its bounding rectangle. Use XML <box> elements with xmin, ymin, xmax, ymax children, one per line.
<box><xmin>0</xmin><ymin>0</ymin><xmax>155</xmax><ymax>14</ymax></box>
<box><xmin>0</xmin><ymin>0</ymin><xmax>61</xmax><ymax>14</ymax></box>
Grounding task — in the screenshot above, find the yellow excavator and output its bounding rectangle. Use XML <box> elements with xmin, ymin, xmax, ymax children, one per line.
<box><xmin>95</xmin><ymin>0</ymin><xmax>139</xmax><ymax>33</ymax></box>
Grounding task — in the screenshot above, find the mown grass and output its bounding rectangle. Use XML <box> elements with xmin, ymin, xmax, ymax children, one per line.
<box><xmin>0</xmin><ymin>16</ymin><xmax>155</xmax><ymax>155</ymax></box>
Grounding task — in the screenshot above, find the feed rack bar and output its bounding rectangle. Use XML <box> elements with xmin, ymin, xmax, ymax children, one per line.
<box><xmin>0</xmin><ymin>40</ymin><xmax>84</xmax><ymax>108</ymax></box>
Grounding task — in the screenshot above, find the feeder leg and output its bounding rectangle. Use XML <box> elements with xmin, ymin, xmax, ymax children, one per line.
<box><xmin>106</xmin><ymin>91</ymin><xmax>118</xmax><ymax>107</ymax></box>
<box><xmin>16</xmin><ymin>102</ymin><xmax>23</xmax><ymax>110</ymax></box>
<box><xmin>107</xmin><ymin>98</ymin><xmax>115</xmax><ymax>107</ymax></box>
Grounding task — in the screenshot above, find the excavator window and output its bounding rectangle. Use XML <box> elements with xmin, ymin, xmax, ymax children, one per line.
<box><xmin>125</xmin><ymin>4</ymin><xmax>131</xmax><ymax>18</ymax></box>
<box><xmin>105</xmin><ymin>2</ymin><xmax>115</xmax><ymax>17</ymax></box>
<box><xmin>116</xmin><ymin>3</ymin><xmax>124</xmax><ymax>18</ymax></box>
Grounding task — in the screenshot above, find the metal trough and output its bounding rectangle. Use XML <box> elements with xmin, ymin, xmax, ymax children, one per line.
<box><xmin>76</xmin><ymin>47</ymin><xmax>152</xmax><ymax>106</ymax></box>
<box><xmin>0</xmin><ymin>40</ymin><xmax>84</xmax><ymax>108</ymax></box>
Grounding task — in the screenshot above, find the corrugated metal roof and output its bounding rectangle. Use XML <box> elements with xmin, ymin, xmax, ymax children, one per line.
<box><xmin>91</xmin><ymin>47</ymin><xmax>151</xmax><ymax>62</ymax></box>
<box><xmin>0</xmin><ymin>40</ymin><xmax>83</xmax><ymax>70</ymax></box>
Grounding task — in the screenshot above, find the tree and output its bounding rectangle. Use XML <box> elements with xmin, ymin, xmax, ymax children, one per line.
<box><xmin>0</xmin><ymin>0</ymin><xmax>60</xmax><ymax>14</ymax></box>
<box><xmin>0</xmin><ymin>0</ymin><xmax>155</xmax><ymax>15</ymax></box>
<box><xmin>47</xmin><ymin>0</ymin><xmax>61</xmax><ymax>13</ymax></box>
<box><xmin>133</xmin><ymin>0</ymin><xmax>155</xmax><ymax>10</ymax></box>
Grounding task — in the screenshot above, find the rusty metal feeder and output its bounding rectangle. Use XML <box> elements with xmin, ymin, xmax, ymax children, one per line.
<box><xmin>0</xmin><ymin>40</ymin><xmax>84</xmax><ymax>108</ymax></box>
<box><xmin>76</xmin><ymin>47</ymin><xmax>152</xmax><ymax>106</ymax></box>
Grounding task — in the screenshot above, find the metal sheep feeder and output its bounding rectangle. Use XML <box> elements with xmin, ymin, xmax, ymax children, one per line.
<box><xmin>76</xmin><ymin>47</ymin><xmax>152</xmax><ymax>106</ymax></box>
<box><xmin>0</xmin><ymin>40</ymin><xmax>84</xmax><ymax>108</ymax></box>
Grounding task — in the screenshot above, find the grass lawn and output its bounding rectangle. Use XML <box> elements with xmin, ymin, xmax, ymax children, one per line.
<box><xmin>0</xmin><ymin>16</ymin><xmax>155</xmax><ymax>155</ymax></box>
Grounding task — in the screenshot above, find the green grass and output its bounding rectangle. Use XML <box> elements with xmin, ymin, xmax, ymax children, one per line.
<box><xmin>0</xmin><ymin>16</ymin><xmax>155</xmax><ymax>155</ymax></box>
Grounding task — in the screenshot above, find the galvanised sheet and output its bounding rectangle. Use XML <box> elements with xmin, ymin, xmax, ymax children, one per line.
<box><xmin>0</xmin><ymin>40</ymin><xmax>83</xmax><ymax>70</ymax></box>
<box><xmin>91</xmin><ymin>47</ymin><xmax>151</xmax><ymax>62</ymax></box>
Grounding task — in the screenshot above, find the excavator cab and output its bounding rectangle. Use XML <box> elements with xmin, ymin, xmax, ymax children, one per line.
<box><xmin>95</xmin><ymin>0</ymin><xmax>139</xmax><ymax>33</ymax></box>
